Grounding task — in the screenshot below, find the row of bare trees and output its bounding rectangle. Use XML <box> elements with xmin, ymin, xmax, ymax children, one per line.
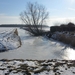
<box><xmin>20</xmin><ymin>2</ymin><xmax>49</xmax><ymax>36</ymax></box>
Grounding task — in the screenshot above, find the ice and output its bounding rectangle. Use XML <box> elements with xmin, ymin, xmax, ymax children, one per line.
<box><xmin>0</xmin><ymin>27</ymin><xmax>74</xmax><ymax>60</ymax></box>
<box><xmin>0</xmin><ymin>28</ymin><xmax>21</xmax><ymax>51</ymax></box>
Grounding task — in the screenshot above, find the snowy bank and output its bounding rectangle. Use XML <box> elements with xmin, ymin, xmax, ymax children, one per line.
<box><xmin>0</xmin><ymin>59</ymin><xmax>75</xmax><ymax>75</ymax></box>
<box><xmin>51</xmin><ymin>31</ymin><xmax>75</xmax><ymax>47</ymax></box>
<box><xmin>0</xmin><ymin>29</ymin><xmax>21</xmax><ymax>52</ymax></box>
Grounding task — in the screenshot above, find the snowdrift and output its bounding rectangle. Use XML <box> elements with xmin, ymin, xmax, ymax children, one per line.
<box><xmin>0</xmin><ymin>29</ymin><xmax>21</xmax><ymax>52</ymax></box>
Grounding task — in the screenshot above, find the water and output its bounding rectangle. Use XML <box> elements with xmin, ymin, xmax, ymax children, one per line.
<box><xmin>0</xmin><ymin>27</ymin><xmax>75</xmax><ymax>60</ymax></box>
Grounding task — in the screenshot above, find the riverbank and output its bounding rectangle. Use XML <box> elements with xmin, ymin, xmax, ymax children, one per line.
<box><xmin>51</xmin><ymin>31</ymin><xmax>75</xmax><ymax>47</ymax></box>
<box><xmin>0</xmin><ymin>59</ymin><xmax>75</xmax><ymax>75</ymax></box>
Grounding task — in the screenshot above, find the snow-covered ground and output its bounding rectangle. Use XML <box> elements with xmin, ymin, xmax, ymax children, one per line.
<box><xmin>0</xmin><ymin>27</ymin><xmax>75</xmax><ymax>75</ymax></box>
<box><xmin>0</xmin><ymin>59</ymin><xmax>75</xmax><ymax>75</ymax></box>
<box><xmin>0</xmin><ymin>28</ymin><xmax>21</xmax><ymax>51</ymax></box>
<box><xmin>0</xmin><ymin>27</ymin><xmax>75</xmax><ymax>60</ymax></box>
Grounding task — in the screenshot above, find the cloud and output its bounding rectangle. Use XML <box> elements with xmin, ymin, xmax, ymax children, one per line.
<box><xmin>0</xmin><ymin>14</ymin><xmax>22</xmax><ymax>24</ymax></box>
<box><xmin>46</xmin><ymin>17</ymin><xmax>75</xmax><ymax>26</ymax></box>
<box><xmin>66</xmin><ymin>0</ymin><xmax>75</xmax><ymax>5</ymax></box>
<box><xmin>70</xmin><ymin>0</ymin><xmax>75</xmax><ymax>4</ymax></box>
<box><xmin>0</xmin><ymin>14</ymin><xmax>75</xmax><ymax>26</ymax></box>
<box><xmin>68</xmin><ymin>8</ymin><xmax>75</xmax><ymax>11</ymax></box>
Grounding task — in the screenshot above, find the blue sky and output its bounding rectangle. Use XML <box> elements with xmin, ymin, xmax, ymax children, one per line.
<box><xmin>0</xmin><ymin>0</ymin><xmax>75</xmax><ymax>25</ymax></box>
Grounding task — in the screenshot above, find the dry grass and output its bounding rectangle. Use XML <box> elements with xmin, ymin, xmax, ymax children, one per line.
<box><xmin>52</xmin><ymin>32</ymin><xmax>75</xmax><ymax>47</ymax></box>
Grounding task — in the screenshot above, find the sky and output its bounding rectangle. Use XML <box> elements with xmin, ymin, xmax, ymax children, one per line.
<box><xmin>0</xmin><ymin>0</ymin><xmax>75</xmax><ymax>26</ymax></box>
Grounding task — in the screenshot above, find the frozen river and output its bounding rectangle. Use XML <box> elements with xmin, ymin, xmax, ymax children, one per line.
<box><xmin>0</xmin><ymin>27</ymin><xmax>75</xmax><ymax>60</ymax></box>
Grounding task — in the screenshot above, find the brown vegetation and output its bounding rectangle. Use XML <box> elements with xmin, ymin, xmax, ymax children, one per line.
<box><xmin>51</xmin><ymin>31</ymin><xmax>75</xmax><ymax>47</ymax></box>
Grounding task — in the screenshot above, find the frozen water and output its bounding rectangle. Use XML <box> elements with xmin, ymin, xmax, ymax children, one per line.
<box><xmin>0</xmin><ymin>27</ymin><xmax>74</xmax><ymax>60</ymax></box>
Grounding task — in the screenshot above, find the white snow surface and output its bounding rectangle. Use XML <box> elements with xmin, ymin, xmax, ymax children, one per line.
<box><xmin>0</xmin><ymin>27</ymin><xmax>75</xmax><ymax>75</ymax></box>
<box><xmin>0</xmin><ymin>28</ymin><xmax>21</xmax><ymax>51</ymax></box>
<box><xmin>0</xmin><ymin>59</ymin><xmax>74</xmax><ymax>75</ymax></box>
<box><xmin>0</xmin><ymin>27</ymin><xmax>75</xmax><ymax>60</ymax></box>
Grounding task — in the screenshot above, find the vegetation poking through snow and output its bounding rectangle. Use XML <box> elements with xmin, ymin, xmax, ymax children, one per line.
<box><xmin>51</xmin><ymin>31</ymin><xmax>75</xmax><ymax>47</ymax></box>
<box><xmin>0</xmin><ymin>59</ymin><xmax>75</xmax><ymax>75</ymax></box>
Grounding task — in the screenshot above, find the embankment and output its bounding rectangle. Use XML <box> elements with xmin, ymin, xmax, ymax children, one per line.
<box><xmin>51</xmin><ymin>31</ymin><xmax>75</xmax><ymax>47</ymax></box>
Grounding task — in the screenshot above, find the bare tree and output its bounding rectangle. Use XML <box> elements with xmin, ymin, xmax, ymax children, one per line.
<box><xmin>20</xmin><ymin>2</ymin><xmax>49</xmax><ymax>36</ymax></box>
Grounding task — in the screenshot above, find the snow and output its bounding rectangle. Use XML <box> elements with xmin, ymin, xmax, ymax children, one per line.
<box><xmin>0</xmin><ymin>59</ymin><xmax>74</xmax><ymax>75</ymax></box>
<box><xmin>0</xmin><ymin>27</ymin><xmax>75</xmax><ymax>60</ymax></box>
<box><xmin>0</xmin><ymin>27</ymin><xmax>75</xmax><ymax>74</ymax></box>
<box><xmin>0</xmin><ymin>28</ymin><xmax>21</xmax><ymax>51</ymax></box>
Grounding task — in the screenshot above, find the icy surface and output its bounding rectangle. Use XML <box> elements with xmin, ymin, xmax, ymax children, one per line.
<box><xmin>0</xmin><ymin>28</ymin><xmax>21</xmax><ymax>51</ymax></box>
<box><xmin>0</xmin><ymin>27</ymin><xmax>75</xmax><ymax>60</ymax></box>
